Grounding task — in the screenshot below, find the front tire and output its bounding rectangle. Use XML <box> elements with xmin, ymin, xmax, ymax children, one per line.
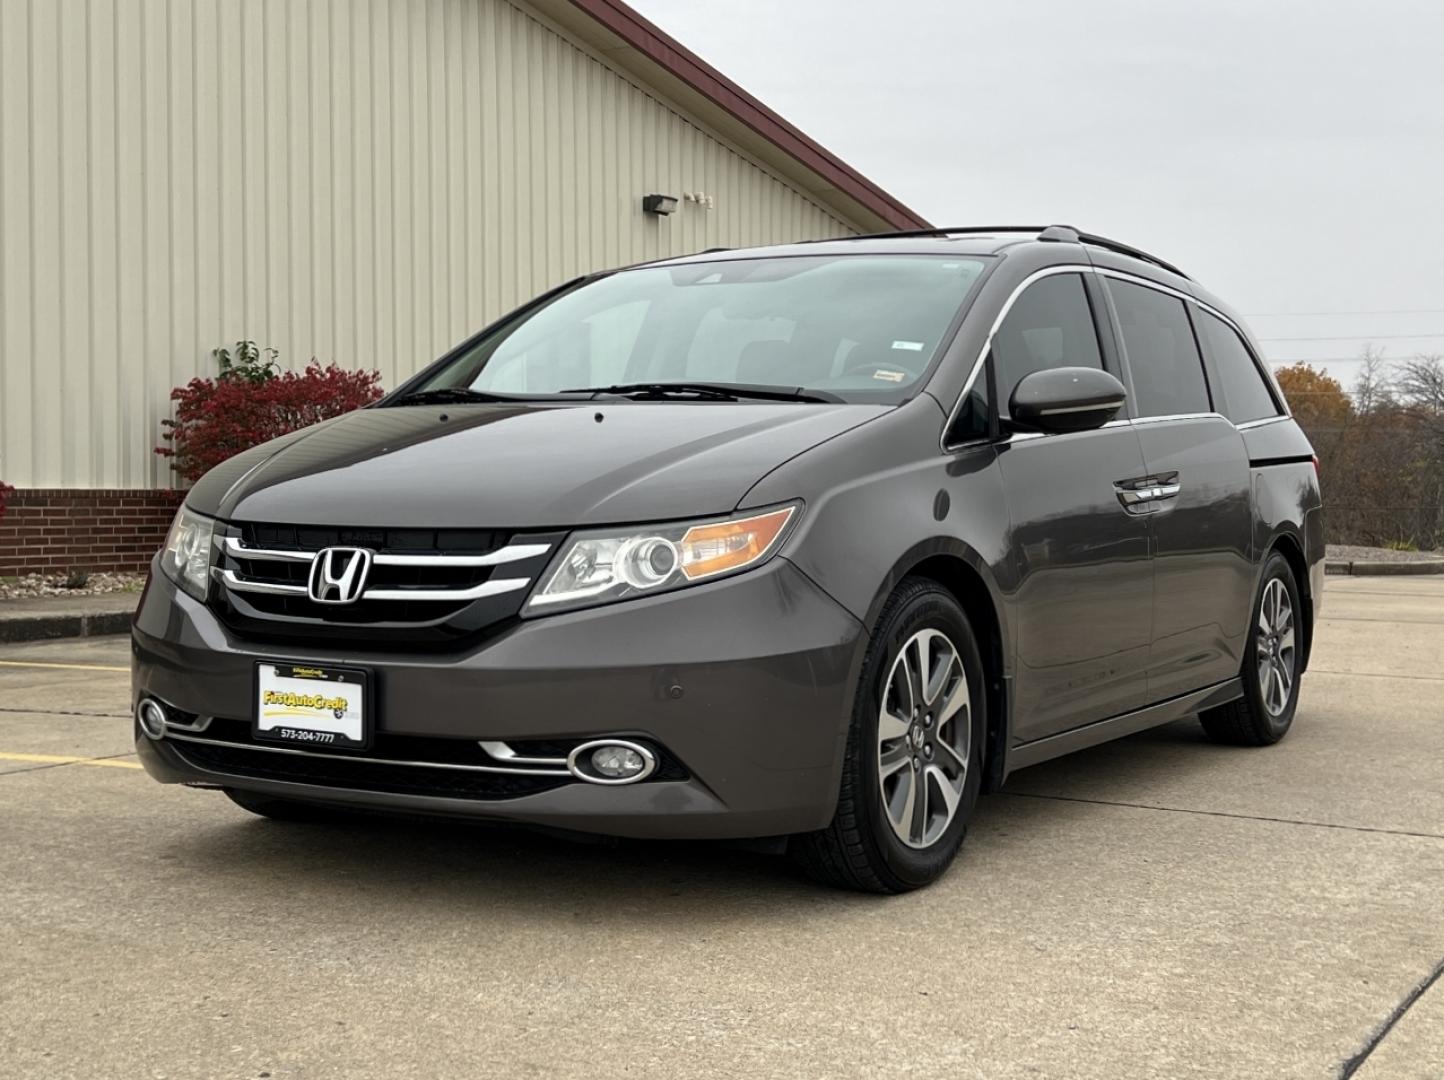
<box><xmin>1199</xmin><ymin>551</ymin><xmax>1303</xmax><ymax>746</ymax></box>
<box><xmin>791</xmin><ymin>578</ymin><xmax>986</xmax><ymax>893</ymax></box>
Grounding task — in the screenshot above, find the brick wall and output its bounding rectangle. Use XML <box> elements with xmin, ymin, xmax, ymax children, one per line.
<box><xmin>0</xmin><ymin>489</ymin><xmax>184</xmax><ymax>576</ymax></box>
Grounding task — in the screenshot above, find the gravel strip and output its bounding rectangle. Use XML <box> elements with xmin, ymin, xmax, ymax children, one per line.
<box><xmin>0</xmin><ymin>572</ymin><xmax>147</xmax><ymax>600</ymax></box>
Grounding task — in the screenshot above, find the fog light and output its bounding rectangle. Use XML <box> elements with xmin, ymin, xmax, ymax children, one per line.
<box><xmin>136</xmin><ymin>698</ymin><xmax>168</xmax><ymax>740</ymax></box>
<box><xmin>566</xmin><ymin>739</ymin><xmax>658</xmax><ymax>785</ymax></box>
<box><xmin>592</xmin><ymin>745</ymin><xmax>645</xmax><ymax>778</ymax></box>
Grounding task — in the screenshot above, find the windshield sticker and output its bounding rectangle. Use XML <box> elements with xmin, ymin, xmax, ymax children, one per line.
<box><xmin>891</xmin><ymin>340</ymin><xmax>925</xmax><ymax>352</ymax></box>
<box><xmin>872</xmin><ymin>369</ymin><xmax>906</xmax><ymax>383</ymax></box>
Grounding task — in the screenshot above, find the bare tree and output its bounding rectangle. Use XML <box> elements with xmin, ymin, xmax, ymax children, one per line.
<box><xmin>1388</xmin><ymin>355</ymin><xmax>1444</xmax><ymax>548</ymax></box>
<box><xmin>1393</xmin><ymin>354</ymin><xmax>1444</xmax><ymax>415</ymax></box>
<box><xmin>1352</xmin><ymin>345</ymin><xmax>1392</xmax><ymax>412</ymax></box>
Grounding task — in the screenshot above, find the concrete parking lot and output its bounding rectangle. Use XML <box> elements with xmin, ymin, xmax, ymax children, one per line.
<box><xmin>0</xmin><ymin>576</ymin><xmax>1440</xmax><ymax>1079</ymax></box>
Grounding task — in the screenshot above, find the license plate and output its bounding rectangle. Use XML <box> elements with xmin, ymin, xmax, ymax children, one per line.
<box><xmin>254</xmin><ymin>663</ymin><xmax>370</xmax><ymax>750</ymax></box>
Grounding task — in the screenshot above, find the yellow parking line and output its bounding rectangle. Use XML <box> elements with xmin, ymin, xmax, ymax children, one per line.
<box><xmin>0</xmin><ymin>752</ymin><xmax>142</xmax><ymax>770</ymax></box>
<box><xmin>0</xmin><ymin>660</ymin><xmax>128</xmax><ymax>673</ymax></box>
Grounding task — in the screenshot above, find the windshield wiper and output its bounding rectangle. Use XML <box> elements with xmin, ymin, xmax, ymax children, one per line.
<box><xmin>388</xmin><ymin>387</ymin><xmax>517</xmax><ymax>406</ymax></box>
<box><xmin>559</xmin><ymin>382</ymin><xmax>841</xmax><ymax>404</ymax></box>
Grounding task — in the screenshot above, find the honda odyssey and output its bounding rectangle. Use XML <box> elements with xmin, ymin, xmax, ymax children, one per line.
<box><xmin>133</xmin><ymin>224</ymin><xmax>1323</xmax><ymax>892</ymax></box>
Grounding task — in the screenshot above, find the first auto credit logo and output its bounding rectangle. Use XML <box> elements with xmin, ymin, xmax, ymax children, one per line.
<box><xmin>262</xmin><ymin>690</ymin><xmax>349</xmax><ymax>713</ymax></box>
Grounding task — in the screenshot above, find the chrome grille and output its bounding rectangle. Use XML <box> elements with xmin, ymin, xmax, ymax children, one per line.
<box><xmin>219</xmin><ymin>536</ymin><xmax>547</xmax><ymax>602</ymax></box>
<box><xmin>210</xmin><ymin>522</ymin><xmax>561</xmax><ymax>645</ymax></box>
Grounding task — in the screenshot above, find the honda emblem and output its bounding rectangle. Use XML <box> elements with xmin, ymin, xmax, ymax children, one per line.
<box><xmin>308</xmin><ymin>547</ymin><xmax>373</xmax><ymax>605</ymax></box>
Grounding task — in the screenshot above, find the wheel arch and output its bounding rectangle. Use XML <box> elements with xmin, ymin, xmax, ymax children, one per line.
<box><xmin>865</xmin><ymin>540</ymin><xmax>1012</xmax><ymax>794</ymax></box>
<box><xmin>1264</xmin><ymin>529</ymin><xmax>1315</xmax><ymax>673</ymax></box>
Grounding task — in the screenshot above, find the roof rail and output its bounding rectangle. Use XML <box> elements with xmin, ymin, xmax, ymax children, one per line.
<box><xmin>1035</xmin><ymin>224</ymin><xmax>1191</xmax><ymax>280</ymax></box>
<box><xmin>815</xmin><ymin>223</ymin><xmax>1194</xmax><ymax>281</ymax></box>
<box><xmin>816</xmin><ymin>225</ymin><xmax>1051</xmax><ymax>243</ymax></box>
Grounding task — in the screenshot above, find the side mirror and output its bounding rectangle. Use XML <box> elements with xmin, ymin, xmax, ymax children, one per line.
<box><xmin>1009</xmin><ymin>367</ymin><xmax>1127</xmax><ymax>434</ymax></box>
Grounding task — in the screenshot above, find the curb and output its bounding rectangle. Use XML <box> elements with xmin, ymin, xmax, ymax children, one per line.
<box><xmin>0</xmin><ymin>611</ymin><xmax>133</xmax><ymax>644</ymax></box>
<box><xmin>1325</xmin><ymin>560</ymin><xmax>1444</xmax><ymax>577</ymax></box>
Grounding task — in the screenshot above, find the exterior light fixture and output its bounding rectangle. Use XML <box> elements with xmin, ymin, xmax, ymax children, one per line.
<box><xmin>642</xmin><ymin>193</ymin><xmax>679</xmax><ymax>216</ymax></box>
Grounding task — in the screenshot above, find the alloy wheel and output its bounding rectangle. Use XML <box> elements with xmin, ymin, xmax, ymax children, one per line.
<box><xmin>1256</xmin><ymin>577</ymin><xmax>1296</xmax><ymax>717</ymax></box>
<box><xmin>877</xmin><ymin>628</ymin><xmax>971</xmax><ymax>849</ymax></box>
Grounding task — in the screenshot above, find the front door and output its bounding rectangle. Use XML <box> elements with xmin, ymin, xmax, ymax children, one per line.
<box><xmin>988</xmin><ymin>271</ymin><xmax>1156</xmax><ymax>743</ymax></box>
<box><xmin>999</xmin><ymin>428</ymin><xmax>1155</xmax><ymax>740</ymax></box>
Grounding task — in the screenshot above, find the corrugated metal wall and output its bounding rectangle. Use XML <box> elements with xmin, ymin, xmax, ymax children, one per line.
<box><xmin>0</xmin><ymin>0</ymin><xmax>857</xmax><ymax>489</ymax></box>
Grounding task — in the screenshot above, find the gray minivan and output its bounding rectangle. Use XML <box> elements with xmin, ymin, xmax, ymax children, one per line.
<box><xmin>133</xmin><ymin>225</ymin><xmax>1323</xmax><ymax>892</ymax></box>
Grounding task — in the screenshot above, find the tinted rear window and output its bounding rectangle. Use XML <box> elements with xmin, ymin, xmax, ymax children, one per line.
<box><xmin>1107</xmin><ymin>279</ymin><xmax>1210</xmax><ymax>418</ymax></box>
<box><xmin>1197</xmin><ymin>311</ymin><xmax>1280</xmax><ymax>424</ymax></box>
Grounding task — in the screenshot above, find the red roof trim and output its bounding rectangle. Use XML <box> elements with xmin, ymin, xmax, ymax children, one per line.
<box><xmin>568</xmin><ymin>0</ymin><xmax>930</xmax><ymax>231</ymax></box>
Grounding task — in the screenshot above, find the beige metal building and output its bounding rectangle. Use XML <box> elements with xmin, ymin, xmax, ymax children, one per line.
<box><xmin>0</xmin><ymin>0</ymin><xmax>925</xmax><ymax>573</ymax></box>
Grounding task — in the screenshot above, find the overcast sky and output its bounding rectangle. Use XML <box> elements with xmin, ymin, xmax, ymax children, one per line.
<box><xmin>630</xmin><ymin>0</ymin><xmax>1444</xmax><ymax>384</ymax></box>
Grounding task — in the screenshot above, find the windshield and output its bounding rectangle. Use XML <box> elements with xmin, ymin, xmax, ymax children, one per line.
<box><xmin>410</xmin><ymin>254</ymin><xmax>989</xmax><ymax>402</ymax></box>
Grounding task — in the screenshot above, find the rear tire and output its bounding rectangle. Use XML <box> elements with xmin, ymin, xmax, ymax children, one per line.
<box><xmin>1199</xmin><ymin>551</ymin><xmax>1302</xmax><ymax>746</ymax></box>
<box><xmin>224</xmin><ymin>788</ymin><xmax>350</xmax><ymax>823</ymax></box>
<box><xmin>791</xmin><ymin>577</ymin><xmax>986</xmax><ymax>893</ymax></box>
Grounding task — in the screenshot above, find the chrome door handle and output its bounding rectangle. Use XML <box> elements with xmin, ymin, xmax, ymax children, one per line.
<box><xmin>1114</xmin><ymin>474</ymin><xmax>1182</xmax><ymax>511</ymax></box>
<box><xmin>1118</xmin><ymin>483</ymin><xmax>1181</xmax><ymax>503</ymax></box>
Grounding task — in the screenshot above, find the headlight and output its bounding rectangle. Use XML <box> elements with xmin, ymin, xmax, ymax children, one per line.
<box><xmin>160</xmin><ymin>505</ymin><xmax>215</xmax><ymax>600</ymax></box>
<box><xmin>525</xmin><ymin>504</ymin><xmax>798</xmax><ymax>614</ymax></box>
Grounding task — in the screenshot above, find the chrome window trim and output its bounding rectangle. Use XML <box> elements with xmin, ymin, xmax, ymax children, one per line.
<box><xmin>1236</xmin><ymin>415</ymin><xmax>1291</xmax><ymax>431</ymax></box>
<box><xmin>165</xmin><ymin>731</ymin><xmax>572</xmax><ymax>777</ymax></box>
<box><xmin>940</xmin><ymin>263</ymin><xmax>1094</xmax><ymax>452</ymax></box>
<box><xmin>1096</xmin><ymin>272</ymin><xmax>1218</xmax><ymax>423</ymax></box>
<box><xmin>1095</xmin><ymin>266</ymin><xmax>1245</xmax><ymax>331</ymax></box>
<box><xmin>933</xmin><ymin>261</ymin><xmax>1293</xmax><ymax>453</ymax></box>
<box><xmin>1092</xmin><ymin>266</ymin><xmax>1197</xmax><ymax>305</ymax></box>
<box><xmin>943</xmin><ymin>436</ymin><xmax>994</xmax><ymax>451</ymax></box>
<box><xmin>1002</xmin><ymin>413</ymin><xmax>1241</xmax><ymax>445</ymax></box>
<box><xmin>1093</xmin><ymin>267</ymin><xmax>1290</xmax><ymax>421</ymax></box>
<box><xmin>1130</xmin><ymin>411</ymin><xmax>1228</xmax><ymax>426</ymax></box>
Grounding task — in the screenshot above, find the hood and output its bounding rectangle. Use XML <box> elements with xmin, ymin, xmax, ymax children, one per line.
<box><xmin>186</xmin><ymin>402</ymin><xmax>890</xmax><ymax>528</ymax></box>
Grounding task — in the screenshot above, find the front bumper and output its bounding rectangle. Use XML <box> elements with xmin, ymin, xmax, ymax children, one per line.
<box><xmin>132</xmin><ymin>557</ymin><xmax>866</xmax><ymax>839</ymax></box>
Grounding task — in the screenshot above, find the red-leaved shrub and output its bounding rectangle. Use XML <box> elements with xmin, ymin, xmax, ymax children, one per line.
<box><xmin>157</xmin><ymin>353</ymin><xmax>384</xmax><ymax>483</ymax></box>
<box><xmin>0</xmin><ymin>480</ymin><xmax>14</xmax><ymax>522</ymax></box>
